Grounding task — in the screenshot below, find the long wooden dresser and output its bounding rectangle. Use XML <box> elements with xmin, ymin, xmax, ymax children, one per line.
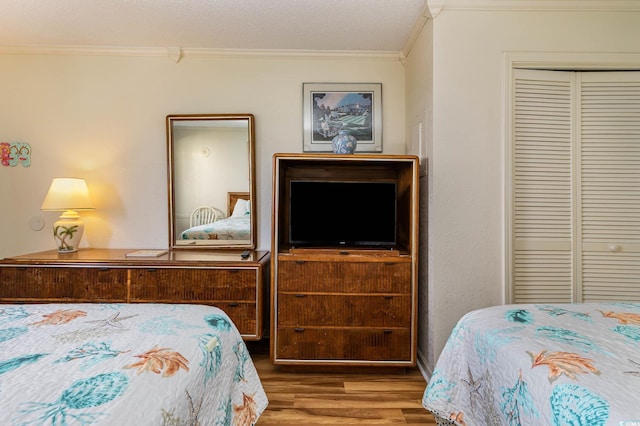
<box><xmin>0</xmin><ymin>248</ymin><xmax>270</xmax><ymax>340</ymax></box>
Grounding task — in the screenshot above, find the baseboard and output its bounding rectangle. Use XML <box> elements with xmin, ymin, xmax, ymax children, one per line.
<box><xmin>416</xmin><ymin>347</ymin><xmax>433</xmax><ymax>381</ymax></box>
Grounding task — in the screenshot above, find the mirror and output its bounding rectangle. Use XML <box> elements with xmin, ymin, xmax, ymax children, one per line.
<box><xmin>167</xmin><ymin>114</ymin><xmax>256</xmax><ymax>250</ymax></box>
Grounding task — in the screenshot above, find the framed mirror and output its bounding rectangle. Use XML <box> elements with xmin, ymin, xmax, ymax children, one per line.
<box><xmin>167</xmin><ymin>114</ymin><xmax>256</xmax><ymax>250</ymax></box>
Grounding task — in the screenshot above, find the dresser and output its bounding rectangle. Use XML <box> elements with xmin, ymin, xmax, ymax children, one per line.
<box><xmin>271</xmin><ymin>154</ymin><xmax>419</xmax><ymax>367</ymax></box>
<box><xmin>0</xmin><ymin>248</ymin><xmax>270</xmax><ymax>340</ymax></box>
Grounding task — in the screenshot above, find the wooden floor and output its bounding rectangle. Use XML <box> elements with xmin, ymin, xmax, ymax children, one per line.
<box><xmin>247</xmin><ymin>340</ymin><xmax>437</xmax><ymax>425</ymax></box>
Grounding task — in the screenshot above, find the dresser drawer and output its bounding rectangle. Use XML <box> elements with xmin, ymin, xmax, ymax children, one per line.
<box><xmin>277</xmin><ymin>293</ymin><xmax>411</xmax><ymax>327</ymax></box>
<box><xmin>277</xmin><ymin>259</ymin><xmax>411</xmax><ymax>293</ymax></box>
<box><xmin>0</xmin><ymin>266</ymin><xmax>128</xmax><ymax>302</ymax></box>
<box><xmin>215</xmin><ymin>302</ymin><xmax>257</xmax><ymax>337</ymax></box>
<box><xmin>129</xmin><ymin>268</ymin><xmax>257</xmax><ymax>302</ymax></box>
<box><xmin>275</xmin><ymin>327</ymin><xmax>412</xmax><ymax>362</ymax></box>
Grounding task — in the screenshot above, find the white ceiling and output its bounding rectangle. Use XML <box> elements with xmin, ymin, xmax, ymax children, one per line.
<box><xmin>0</xmin><ymin>0</ymin><xmax>427</xmax><ymax>53</ymax></box>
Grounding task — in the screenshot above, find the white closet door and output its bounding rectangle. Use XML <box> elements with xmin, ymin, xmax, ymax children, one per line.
<box><xmin>512</xmin><ymin>69</ymin><xmax>574</xmax><ymax>303</ymax></box>
<box><xmin>579</xmin><ymin>72</ymin><xmax>640</xmax><ymax>301</ymax></box>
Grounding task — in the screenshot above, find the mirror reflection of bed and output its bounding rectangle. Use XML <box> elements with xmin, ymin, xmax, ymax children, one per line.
<box><xmin>168</xmin><ymin>113</ymin><xmax>256</xmax><ymax>249</ymax></box>
<box><xmin>177</xmin><ymin>192</ymin><xmax>251</xmax><ymax>244</ymax></box>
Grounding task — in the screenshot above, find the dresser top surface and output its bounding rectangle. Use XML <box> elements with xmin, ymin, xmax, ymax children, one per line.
<box><xmin>1</xmin><ymin>248</ymin><xmax>270</xmax><ymax>267</ymax></box>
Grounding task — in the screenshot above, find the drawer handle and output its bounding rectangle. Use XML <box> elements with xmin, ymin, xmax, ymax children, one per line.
<box><xmin>339</xmin><ymin>251</ymin><xmax>349</xmax><ymax>255</ymax></box>
<box><xmin>294</xmin><ymin>327</ymin><xmax>305</xmax><ymax>333</ymax></box>
<box><xmin>383</xmin><ymin>262</ymin><xmax>396</xmax><ymax>266</ymax></box>
<box><xmin>295</xmin><ymin>260</ymin><xmax>305</xmax><ymax>265</ymax></box>
<box><xmin>98</xmin><ymin>267</ymin><xmax>110</xmax><ymax>271</ymax></box>
<box><xmin>228</xmin><ymin>302</ymin><xmax>239</xmax><ymax>307</ymax></box>
<box><xmin>145</xmin><ymin>268</ymin><xmax>157</xmax><ymax>272</ymax></box>
<box><xmin>383</xmin><ymin>296</ymin><xmax>393</xmax><ymax>300</ymax></box>
<box><xmin>295</xmin><ymin>294</ymin><xmax>307</xmax><ymax>298</ymax></box>
<box><xmin>383</xmin><ymin>329</ymin><xmax>393</xmax><ymax>334</ymax></box>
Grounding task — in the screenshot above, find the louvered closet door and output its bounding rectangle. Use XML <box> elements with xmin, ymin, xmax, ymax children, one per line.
<box><xmin>511</xmin><ymin>69</ymin><xmax>640</xmax><ymax>303</ymax></box>
<box><xmin>580</xmin><ymin>72</ymin><xmax>640</xmax><ymax>302</ymax></box>
<box><xmin>512</xmin><ymin>69</ymin><xmax>574</xmax><ymax>303</ymax></box>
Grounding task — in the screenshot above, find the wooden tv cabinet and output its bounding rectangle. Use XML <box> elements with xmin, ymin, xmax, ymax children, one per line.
<box><xmin>0</xmin><ymin>248</ymin><xmax>270</xmax><ymax>340</ymax></box>
<box><xmin>270</xmin><ymin>154</ymin><xmax>419</xmax><ymax>367</ymax></box>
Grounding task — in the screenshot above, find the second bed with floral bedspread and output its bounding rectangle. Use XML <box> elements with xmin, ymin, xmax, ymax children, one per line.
<box><xmin>423</xmin><ymin>302</ymin><xmax>640</xmax><ymax>425</ymax></box>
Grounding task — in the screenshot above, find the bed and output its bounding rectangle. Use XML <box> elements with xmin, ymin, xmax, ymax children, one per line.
<box><xmin>422</xmin><ymin>302</ymin><xmax>640</xmax><ymax>426</ymax></box>
<box><xmin>0</xmin><ymin>303</ymin><xmax>268</xmax><ymax>425</ymax></box>
<box><xmin>180</xmin><ymin>192</ymin><xmax>251</xmax><ymax>241</ymax></box>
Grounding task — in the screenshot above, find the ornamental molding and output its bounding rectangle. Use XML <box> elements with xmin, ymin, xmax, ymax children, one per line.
<box><xmin>442</xmin><ymin>0</ymin><xmax>640</xmax><ymax>11</ymax></box>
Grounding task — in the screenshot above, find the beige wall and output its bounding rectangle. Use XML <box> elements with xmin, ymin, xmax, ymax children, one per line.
<box><xmin>406</xmin><ymin>7</ymin><xmax>640</xmax><ymax>372</ymax></box>
<box><xmin>404</xmin><ymin>18</ymin><xmax>434</xmax><ymax>375</ymax></box>
<box><xmin>0</xmin><ymin>52</ymin><xmax>406</xmax><ymax>258</ymax></box>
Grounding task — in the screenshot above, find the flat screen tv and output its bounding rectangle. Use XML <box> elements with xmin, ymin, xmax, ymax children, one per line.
<box><xmin>289</xmin><ymin>180</ymin><xmax>397</xmax><ymax>248</ymax></box>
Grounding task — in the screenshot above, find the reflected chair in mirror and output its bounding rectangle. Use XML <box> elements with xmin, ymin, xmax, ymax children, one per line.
<box><xmin>190</xmin><ymin>206</ymin><xmax>225</xmax><ymax>227</ymax></box>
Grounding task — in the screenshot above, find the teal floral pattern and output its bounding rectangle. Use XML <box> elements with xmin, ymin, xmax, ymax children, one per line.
<box><xmin>0</xmin><ymin>303</ymin><xmax>268</xmax><ymax>425</ymax></box>
<box><xmin>423</xmin><ymin>303</ymin><xmax>640</xmax><ymax>425</ymax></box>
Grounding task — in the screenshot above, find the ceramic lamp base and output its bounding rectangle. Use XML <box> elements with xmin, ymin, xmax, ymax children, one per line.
<box><xmin>52</xmin><ymin>211</ymin><xmax>85</xmax><ymax>253</ymax></box>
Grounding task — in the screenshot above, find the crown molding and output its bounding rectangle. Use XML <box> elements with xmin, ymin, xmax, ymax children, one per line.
<box><xmin>0</xmin><ymin>45</ymin><xmax>168</xmax><ymax>57</ymax></box>
<box><xmin>402</xmin><ymin>1</ymin><xmax>436</xmax><ymax>57</ymax></box>
<box><xmin>425</xmin><ymin>0</ymin><xmax>446</xmax><ymax>17</ymax></box>
<box><xmin>505</xmin><ymin>51</ymin><xmax>640</xmax><ymax>70</ymax></box>
<box><xmin>181</xmin><ymin>48</ymin><xmax>402</xmax><ymax>61</ymax></box>
<box><xmin>0</xmin><ymin>44</ymin><xmax>403</xmax><ymax>62</ymax></box>
<box><xmin>401</xmin><ymin>0</ymin><xmax>640</xmax><ymax>58</ymax></box>
<box><xmin>443</xmin><ymin>0</ymin><xmax>640</xmax><ymax>11</ymax></box>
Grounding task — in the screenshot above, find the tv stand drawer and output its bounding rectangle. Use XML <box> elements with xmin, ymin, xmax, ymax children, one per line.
<box><xmin>277</xmin><ymin>258</ymin><xmax>410</xmax><ymax>293</ymax></box>
<box><xmin>277</xmin><ymin>293</ymin><xmax>411</xmax><ymax>327</ymax></box>
<box><xmin>275</xmin><ymin>327</ymin><xmax>412</xmax><ymax>362</ymax></box>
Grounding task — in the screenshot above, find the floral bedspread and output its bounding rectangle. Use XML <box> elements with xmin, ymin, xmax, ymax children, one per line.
<box><xmin>423</xmin><ymin>303</ymin><xmax>640</xmax><ymax>426</ymax></box>
<box><xmin>0</xmin><ymin>303</ymin><xmax>268</xmax><ymax>425</ymax></box>
<box><xmin>180</xmin><ymin>217</ymin><xmax>250</xmax><ymax>241</ymax></box>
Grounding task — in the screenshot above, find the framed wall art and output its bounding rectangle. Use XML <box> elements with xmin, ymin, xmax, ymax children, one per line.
<box><xmin>302</xmin><ymin>83</ymin><xmax>382</xmax><ymax>152</ymax></box>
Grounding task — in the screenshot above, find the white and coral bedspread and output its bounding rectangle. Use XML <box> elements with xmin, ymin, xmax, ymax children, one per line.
<box><xmin>422</xmin><ymin>302</ymin><xmax>640</xmax><ymax>426</ymax></box>
<box><xmin>0</xmin><ymin>303</ymin><xmax>267</xmax><ymax>425</ymax></box>
<box><xmin>180</xmin><ymin>217</ymin><xmax>250</xmax><ymax>241</ymax></box>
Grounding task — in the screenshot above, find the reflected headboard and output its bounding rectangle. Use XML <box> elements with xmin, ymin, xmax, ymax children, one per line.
<box><xmin>227</xmin><ymin>192</ymin><xmax>250</xmax><ymax>217</ymax></box>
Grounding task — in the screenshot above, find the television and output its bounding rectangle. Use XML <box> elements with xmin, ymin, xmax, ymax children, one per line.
<box><xmin>288</xmin><ymin>180</ymin><xmax>397</xmax><ymax>248</ymax></box>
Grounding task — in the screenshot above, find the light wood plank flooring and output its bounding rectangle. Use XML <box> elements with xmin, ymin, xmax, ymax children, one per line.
<box><xmin>247</xmin><ymin>341</ymin><xmax>437</xmax><ymax>425</ymax></box>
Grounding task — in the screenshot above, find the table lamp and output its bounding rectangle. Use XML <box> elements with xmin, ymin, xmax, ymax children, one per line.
<box><xmin>41</xmin><ymin>178</ymin><xmax>95</xmax><ymax>252</ymax></box>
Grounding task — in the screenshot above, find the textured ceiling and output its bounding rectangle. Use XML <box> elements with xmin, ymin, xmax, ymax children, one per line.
<box><xmin>0</xmin><ymin>0</ymin><xmax>427</xmax><ymax>52</ymax></box>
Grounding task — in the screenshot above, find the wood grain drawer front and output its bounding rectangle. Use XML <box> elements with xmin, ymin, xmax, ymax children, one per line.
<box><xmin>276</xmin><ymin>328</ymin><xmax>412</xmax><ymax>361</ymax></box>
<box><xmin>277</xmin><ymin>260</ymin><xmax>411</xmax><ymax>293</ymax></box>
<box><xmin>0</xmin><ymin>267</ymin><xmax>128</xmax><ymax>301</ymax></box>
<box><xmin>277</xmin><ymin>294</ymin><xmax>410</xmax><ymax>327</ymax></box>
<box><xmin>129</xmin><ymin>268</ymin><xmax>257</xmax><ymax>302</ymax></box>
<box><xmin>215</xmin><ymin>302</ymin><xmax>257</xmax><ymax>336</ymax></box>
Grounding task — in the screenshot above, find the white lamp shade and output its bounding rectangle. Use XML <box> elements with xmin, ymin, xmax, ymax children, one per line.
<box><xmin>41</xmin><ymin>178</ymin><xmax>95</xmax><ymax>211</ymax></box>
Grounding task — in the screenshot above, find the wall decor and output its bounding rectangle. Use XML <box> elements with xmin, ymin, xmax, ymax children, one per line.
<box><xmin>302</xmin><ymin>83</ymin><xmax>382</xmax><ymax>153</ymax></box>
<box><xmin>1</xmin><ymin>142</ymin><xmax>31</xmax><ymax>167</ymax></box>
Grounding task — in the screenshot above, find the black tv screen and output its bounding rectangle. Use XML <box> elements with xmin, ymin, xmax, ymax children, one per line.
<box><xmin>289</xmin><ymin>180</ymin><xmax>397</xmax><ymax>248</ymax></box>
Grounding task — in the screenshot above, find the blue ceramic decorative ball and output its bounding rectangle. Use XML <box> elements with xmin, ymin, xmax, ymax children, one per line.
<box><xmin>332</xmin><ymin>130</ymin><xmax>357</xmax><ymax>154</ymax></box>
